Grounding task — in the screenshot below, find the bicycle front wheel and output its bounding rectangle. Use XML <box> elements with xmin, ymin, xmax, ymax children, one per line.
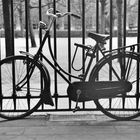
<box><xmin>0</xmin><ymin>55</ymin><xmax>46</xmax><ymax>120</ymax></box>
<box><xmin>89</xmin><ymin>52</ymin><xmax>140</xmax><ymax>120</ymax></box>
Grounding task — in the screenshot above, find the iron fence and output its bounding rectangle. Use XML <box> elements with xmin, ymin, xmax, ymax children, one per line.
<box><xmin>0</xmin><ymin>0</ymin><xmax>140</xmax><ymax>113</ymax></box>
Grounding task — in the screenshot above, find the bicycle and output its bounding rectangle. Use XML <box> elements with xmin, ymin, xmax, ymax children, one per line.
<box><xmin>0</xmin><ymin>8</ymin><xmax>140</xmax><ymax>121</ymax></box>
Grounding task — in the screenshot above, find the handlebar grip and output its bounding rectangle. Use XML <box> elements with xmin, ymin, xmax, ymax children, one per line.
<box><xmin>71</xmin><ymin>13</ymin><xmax>81</xmax><ymax>19</ymax></box>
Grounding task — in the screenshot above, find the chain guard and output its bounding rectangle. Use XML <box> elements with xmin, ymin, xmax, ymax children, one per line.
<box><xmin>67</xmin><ymin>81</ymin><xmax>132</xmax><ymax>102</ymax></box>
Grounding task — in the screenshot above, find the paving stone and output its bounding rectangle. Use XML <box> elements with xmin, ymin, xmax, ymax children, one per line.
<box><xmin>0</xmin><ymin>114</ymin><xmax>140</xmax><ymax>140</ymax></box>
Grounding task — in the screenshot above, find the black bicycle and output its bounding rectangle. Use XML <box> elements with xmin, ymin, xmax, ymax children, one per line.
<box><xmin>0</xmin><ymin>8</ymin><xmax>140</xmax><ymax>120</ymax></box>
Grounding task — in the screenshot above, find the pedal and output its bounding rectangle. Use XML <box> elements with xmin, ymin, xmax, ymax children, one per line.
<box><xmin>73</xmin><ymin>106</ymin><xmax>80</xmax><ymax>113</ymax></box>
<box><xmin>73</xmin><ymin>89</ymin><xmax>81</xmax><ymax>113</ymax></box>
<box><xmin>78</xmin><ymin>74</ymin><xmax>85</xmax><ymax>78</ymax></box>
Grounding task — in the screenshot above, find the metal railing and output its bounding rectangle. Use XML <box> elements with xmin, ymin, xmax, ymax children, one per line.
<box><xmin>0</xmin><ymin>0</ymin><xmax>140</xmax><ymax>112</ymax></box>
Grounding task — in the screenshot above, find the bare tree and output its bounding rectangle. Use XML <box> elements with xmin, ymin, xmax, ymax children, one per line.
<box><xmin>27</xmin><ymin>0</ymin><xmax>37</xmax><ymax>47</ymax></box>
<box><xmin>27</xmin><ymin>0</ymin><xmax>61</xmax><ymax>47</ymax></box>
<box><xmin>16</xmin><ymin>0</ymin><xmax>24</xmax><ymax>37</ymax></box>
<box><xmin>116</xmin><ymin>0</ymin><xmax>123</xmax><ymax>48</ymax></box>
<box><xmin>2</xmin><ymin>0</ymin><xmax>13</xmax><ymax>57</ymax></box>
<box><xmin>100</xmin><ymin>0</ymin><xmax>108</xmax><ymax>33</ymax></box>
<box><xmin>71</xmin><ymin>0</ymin><xmax>95</xmax><ymax>29</ymax></box>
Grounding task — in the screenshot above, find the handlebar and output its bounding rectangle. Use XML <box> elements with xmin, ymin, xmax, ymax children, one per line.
<box><xmin>71</xmin><ymin>13</ymin><xmax>81</xmax><ymax>19</ymax></box>
<box><xmin>46</xmin><ymin>8</ymin><xmax>81</xmax><ymax>19</ymax></box>
<box><xmin>39</xmin><ymin>8</ymin><xmax>81</xmax><ymax>31</ymax></box>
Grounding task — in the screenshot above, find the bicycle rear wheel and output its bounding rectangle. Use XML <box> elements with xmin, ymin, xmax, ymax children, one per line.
<box><xmin>89</xmin><ymin>52</ymin><xmax>140</xmax><ymax>120</ymax></box>
<box><xmin>0</xmin><ymin>55</ymin><xmax>46</xmax><ymax>120</ymax></box>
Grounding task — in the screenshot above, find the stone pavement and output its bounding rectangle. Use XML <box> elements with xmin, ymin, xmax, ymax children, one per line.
<box><xmin>0</xmin><ymin>113</ymin><xmax>140</xmax><ymax>140</ymax></box>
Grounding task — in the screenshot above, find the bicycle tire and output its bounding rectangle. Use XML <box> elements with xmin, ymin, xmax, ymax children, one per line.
<box><xmin>89</xmin><ymin>52</ymin><xmax>140</xmax><ymax>120</ymax></box>
<box><xmin>0</xmin><ymin>55</ymin><xmax>47</xmax><ymax>120</ymax></box>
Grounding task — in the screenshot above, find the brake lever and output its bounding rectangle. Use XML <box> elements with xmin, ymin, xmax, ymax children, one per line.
<box><xmin>71</xmin><ymin>13</ymin><xmax>81</xmax><ymax>19</ymax></box>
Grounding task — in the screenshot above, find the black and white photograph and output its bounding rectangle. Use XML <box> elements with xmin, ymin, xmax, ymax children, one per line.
<box><xmin>0</xmin><ymin>0</ymin><xmax>140</xmax><ymax>139</ymax></box>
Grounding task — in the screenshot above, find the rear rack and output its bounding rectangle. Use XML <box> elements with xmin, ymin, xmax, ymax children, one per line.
<box><xmin>104</xmin><ymin>43</ymin><xmax>140</xmax><ymax>54</ymax></box>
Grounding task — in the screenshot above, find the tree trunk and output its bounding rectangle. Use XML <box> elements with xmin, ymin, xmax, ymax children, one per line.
<box><xmin>100</xmin><ymin>0</ymin><xmax>106</xmax><ymax>33</ymax></box>
<box><xmin>116</xmin><ymin>0</ymin><xmax>123</xmax><ymax>48</ymax></box>
<box><xmin>27</xmin><ymin>0</ymin><xmax>37</xmax><ymax>47</ymax></box>
<box><xmin>28</xmin><ymin>12</ymin><xmax>37</xmax><ymax>47</ymax></box>
<box><xmin>19</xmin><ymin>0</ymin><xmax>24</xmax><ymax>37</ymax></box>
<box><xmin>2</xmin><ymin>0</ymin><xmax>13</xmax><ymax>57</ymax></box>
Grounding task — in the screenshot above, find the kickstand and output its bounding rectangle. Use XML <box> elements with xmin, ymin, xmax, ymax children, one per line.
<box><xmin>73</xmin><ymin>90</ymin><xmax>81</xmax><ymax>113</ymax></box>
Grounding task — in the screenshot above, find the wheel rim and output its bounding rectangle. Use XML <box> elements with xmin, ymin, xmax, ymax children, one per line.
<box><xmin>0</xmin><ymin>56</ymin><xmax>43</xmax><ymax>119</ymax></box>
<box><xmin>90</xmin><ymin>53</ymin><xmax>140</xmax><ymax>120</ymax></box>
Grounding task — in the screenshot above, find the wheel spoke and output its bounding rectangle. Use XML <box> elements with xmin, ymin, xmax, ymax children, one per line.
<box><xmin>0</xmin><ymin>56</ymin><xmax>44</xmax><ymax>120</ymax></box>
<box><xmin>90</xmin><ymin>53</ymin><xmax>140</xmax><ymax>120</ymax></box>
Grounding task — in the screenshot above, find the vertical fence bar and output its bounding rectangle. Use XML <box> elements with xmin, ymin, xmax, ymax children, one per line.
<box><xmin>138</xmin><ymin>0</ymin><xmax>140</xmax><ymax>44</ymax></box>
<box><xmin>109</xmin><ymin>0</ymin><xmax>113</xmax><ymax>80</ymax></box>
<box><xmin>82</xmin><ymin>0</ymin><xmax>85</xmax><ymax>46</ymax></box>
<box><xmin>96</xmin><ymin>0</ymin><xmax>99</xmax><ymax>82</ymax></box>
<box><xmin>67</xmin><ymin>0</ymin><xmax>72</xmax><ymax>110</ymax></box>
<box><xmin>53</xmin><ymin>0</ymin><xmax>58</xmax><ymax>110</ymax></box>
<box><xmin>39</xmin><ymin>0</ymin><xmax>42</xmax><ymax>44</ymax></box>
<box><xmin>82</xmin><ymin>0</ymin><xmax>85</xmax><ymax>72</ymax></box>
<box><xmin>25</xmin><ymin>0</ymin><xmax>31</xmax><ymax>110</ymax></box>
<box><xmin>0</xmin><ymin>63</ymin><xmax>1</xmax><ymax>110</ymax></box>
<box><xmin>38</xmin><ymin>0</ymin><xmax>44</xmax><ymax>110</ymax></box>
<box><xmin>82</xmin><ymin>0</ymin><xmax>85</xmax><ymax>109</ymax></box>
<box><xmin>25</xmin><ymin>0</ymin><xmax>29</xmax><ymax>52</ymax></box>
<box><xmin>109</xmin><ymin>0</ymin><xmax>113</xmax><ymax>51</ymax></box>
<box><xmin>10</xmin><ymin>0</ymin><xmax>14</xmax><ymax>55</ymax></box>
<box><xmin>108</xmin><ymin>0</ymin><xmax>113</xmax><ymax>109</ymax></box>
<box><xmin>0</xmin><ymin>11</ymin><xmax>1</xmax><ymax>107</ymax></box>
<box><xmin>10</xmin><ymin>0</ymin><xmax>17</xmax><ymax>110</ymax></box>
<box><xmin>136</xmin><ymin>0</ymin><xmax>140</xmax><ymax>109</ymax></box>
<box><xmin>123</xmin><ymin>0</ymin><xmax>127</xmax><ymax>46</ymax></box>
<box><xmin>67</xmin><ymin>0</ymin><xmax>71</xmax><ymax>81</ymax></box>
<box><xmin>0</xmin><ymin>11</ymin><xmax>2</xmax><ymax>106</ymax></box>
<box><xmin>96</xmin><ymin>0</ymin><xmax>99</xmax><ymax>33</ymax></box>
<box><xmin>0</xmin><ymin>29</ymin><xmax>1</xmax><ymax>109</ymax></box>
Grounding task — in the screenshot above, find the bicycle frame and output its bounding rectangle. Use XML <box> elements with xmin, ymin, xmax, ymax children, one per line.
<box><xmin>20</xmin><ymin>12</ymin><xmax>140</xmax><ymax>107</ymax></box>
<box><xmin>21</xmin><ymin>23</ymin><xmax>140</xmax><ymax>89</ymax></box>
<box><xmin>22</xmin><ymin>28</ymin><xmax>139</xmax><ymax>86</ymax></box>
<box><xmin>33</xmin><ymin>30</ymin><xmax>97</xmax><ymax>85</ymax></box>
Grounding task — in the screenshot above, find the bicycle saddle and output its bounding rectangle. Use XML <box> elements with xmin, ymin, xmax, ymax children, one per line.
<box><xmin>88</xmin><ymin>32</ymin><xmax>110</xmax><ymax>44</ymax></box>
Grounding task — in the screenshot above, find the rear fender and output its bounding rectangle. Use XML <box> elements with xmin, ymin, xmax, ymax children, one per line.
<box><xmin>89</xmin><ymin>52</ymin><xmax>114</xmax><ymax>81</ymax></box>
<box><xmin>89</xmin><ymin>51</ymin><xmax>140</xmax><ymax>81</ymax></box>
<box><xmin>20</xmin><ymin>51</ymin><xmax>54</xmax><ymax>106</ymax></box>
<box><xmin>40</xmin><ymin>62</ymin><xmax>54</xmax><ymax>106</ymax></box>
